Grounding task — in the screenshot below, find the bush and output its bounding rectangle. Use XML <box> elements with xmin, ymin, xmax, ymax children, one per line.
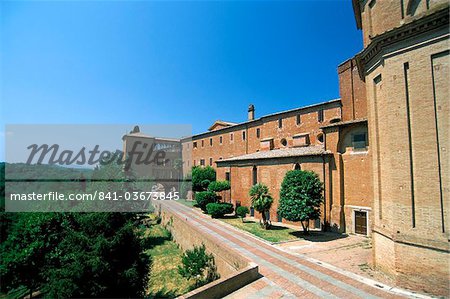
<box><xmin>195</xmin><ymin>191</ymin><xmax>216</xmax><ymax>211</ymax></box>
<box><xmin>206</xmin><ymin>203</ymin><xmax>234</xmax><ymax>218</ymax></box>
<box><xmin>278</xmin><ymin>170</ymin><xmax>323</xmax><ymax>234</ymax></box>
<box><xmin>192</xmin><ymin>166</ymin><xmax>216</xmax><ymax>191</ymax></box>
<box><xmin>178</xmin><ymin>244</ymin><xmax>219</xmax><ymax>289</ymax></box>
<box><xmin>207</xmin><ymin>181</ymin><xmax>231</xmax><ymax>193</ymax></box>
<box><xmin>236</xmin><ymin>206</ymin><xmax>250</xmax><ymax>222</ymax></box>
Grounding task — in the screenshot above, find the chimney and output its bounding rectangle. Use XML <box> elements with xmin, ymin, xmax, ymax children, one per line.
<box><xmin>248</xmin><ymin>104</ymin><xmax>255</xmax><ymax>121</ymax></box>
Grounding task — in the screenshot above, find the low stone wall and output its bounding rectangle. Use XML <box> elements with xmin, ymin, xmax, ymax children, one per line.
<box><xmin>157</xmin><ymin>203</ymin><xmax>253</xmax><ymax>278</ymax></box>
<box><xmin>179</xmin><ymin>263</ymin><xmax>259</xmax><ymax>299</ymax></box>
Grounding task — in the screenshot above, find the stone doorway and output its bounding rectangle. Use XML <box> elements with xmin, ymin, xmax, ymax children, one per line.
<box><xmin>354</xmin><ymin>210</ymin><xmax>367</xmax><ymax>235</ymax></box>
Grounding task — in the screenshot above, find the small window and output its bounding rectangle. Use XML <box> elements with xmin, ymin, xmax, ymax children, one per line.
<box><xmin>200</xmin><ymin>159</ymin><xmax>205</xmax><ymax>166</ymax></box>
<box><xmin>209</xmin><ymin>158</ymin><xmax>213</xmax><ymax>166</ymax></box>
<box><xmin>252</xmin><ymin>166</ymin><xmax>257</xmax><ymax>185</ymax></box>
<box><xmin>201</xmin><ymin>140</ymin><xmax>204</xmax><ymax>147</ymax></box>
<box><xmin>220</xmin><ymin>136</ymin><xmax>223</xmax><ymax>144</ymax></box>
<box><xmin>194</xmin><ymin>160</ymin><xmax>196</xmax><ymax>166</ymax></box>
<box><xmin>193</xmin><ymin>141</ymin><xmax>197</xmax><ymax>148</ymax></box>
<box><xmin>318</xmin><ymin>109</ymin><xmax>324</xmax><ymax>123</ymax></box>
<box><xmin>225</xmin><ymin>172</ymin><xmax>230</xmax><ymax>181</ymax></box>
<box><xmin>242</xmin><ymin>131</ymin><xmax>246</xmax><ymax>140</ymax></box>
<box><xmin>352</xmin><ymin>133</ymin><xmax>367</xmax><ymax>150</ymax></box>
<box><xmin>317</xmin><ymin>133</ymin><xmax>324</xmax><ymax>143</ymax></box>
<box><xmin>296</xmin><ymin>114</ymin><xmax>301</xmax><ymax>125</ymax></box>
<box><xmin>278</xmin><ymin>118</ymin><xmax>283</xmax><ymax>128</ymax></box>
<box><xmin>294</xmin><ymin>163</ymin><xmax>301</xmax><ymax>170</ymax></box>
<box><xmin>280</xmin><ymin>138</ymin><xmax>287</xmax><ymax>147</ymax></box>
<box><xmin>209</xmin><ymin>138</ymin><xmax>212</xmax><ymax>146</ymax></box>
<box><xmin>230</xmin><ymin>133</ymin><xmax>233</xmax><ymax>141</ymax></box>
<box><xmin>256</xmin><ymin>128</ymin><xmax>260</xmax><ymax>138</ymax></box>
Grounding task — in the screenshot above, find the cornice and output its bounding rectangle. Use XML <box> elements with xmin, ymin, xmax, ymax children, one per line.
<box><xmin>356</xmin><ymin>7</ymin><xmax>449</xmax><ymax>81</ymax></box>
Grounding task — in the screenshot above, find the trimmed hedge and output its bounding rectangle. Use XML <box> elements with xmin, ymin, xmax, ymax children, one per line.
<box><xmin>206</xmin><ymin>203</ymin><xmax>234</xmax><ymax>218</ymax></box>
<box><xmin>207</xmin><ymin>181</ymin><xmax>231</xmax><ymax>193</ymax></box>
<box><xmin>192</xmin><ymin>166</ymin><xmax>216</xmax><ymax>191</ymax></box>
<box><xmin>236</xmin><ymin>206</ymin><xmax>249</xmax><ymax>220</ymax></box>
<box><xmin>195</xmin><ymin>191</ymin><xmax>217</xmax><ymax>211</ymax></box>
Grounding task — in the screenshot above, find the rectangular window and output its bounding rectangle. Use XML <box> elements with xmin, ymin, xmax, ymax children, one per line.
<box><xmin>220</xmin><ymin>136</ymin><xmax>223</xmax><ymax>144</ymax></box>
<box><xmin>193</xmin><ymin>142</ymin><xmax>197</xmax><ymax>148</ymax></box>
<box><xmin>296</xmin><ymin>114</ymin><xmax>301</xmax><ymax>125</ymax></box>
<box><xmin>193</xmin><ymin>160</ymin><xmax>196</xmax><ymax>166</ymax></box>
<box><xmin>200</xmin><ymin>159</ymin><xmax>205</xmax><ymax>166</ymax></box>
<box><xmin>278</xmin><ymin>118</ymin><xmax>282</xmax><ymax>128</ymax></box>
<box><xmin>225</xmin><ymin>172</ymin><xmax>230</xmax><ymax>181</ymax></box>
<box><xmin>352</xmin><ymin>133</ymin><xmax>367</xmax><ymax>150</ymax></box>
<box><xmin>209</xmin><ymin>158</ymin><xmax>212</xmax><ymax>166</ymax></box>
<box><xmin>209</xmin><ymin>138</ymin><xmax>212</xmax><ymax>146</ymax></box>
<box><xmin>256</xmin><ymin>128</ymin><xmax>260</xmax><ymax>138</ymax></box>
<box><xmin>318</xmin><ymin>109</ymin><xmax>324</xmax><ymax>122</ymax></box>
<box><xmin>201</xmin><ymin>140</ymin><xmax>204</xmax><ymax>147</ymax></box>
<box><xmin>242</xmin><ymin>131</ymin><xmax>246</xmax><ymax>140</ymax></box>
<box><xmin>230</xmin><ymin>133</ymin><xmax>233</xmax><ymax>141</ymax></box>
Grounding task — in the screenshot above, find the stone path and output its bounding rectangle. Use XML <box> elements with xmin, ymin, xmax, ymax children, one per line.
<box><xmin>162</xmin><ymin>201</ymin><xmax>407</xmax><ymax>299</ymax></box>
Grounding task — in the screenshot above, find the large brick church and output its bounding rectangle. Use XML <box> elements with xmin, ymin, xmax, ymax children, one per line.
<box><xmin>124</xmin><ymin>0</ymin><xmax>449</xmax><ymax>295</ymax></box>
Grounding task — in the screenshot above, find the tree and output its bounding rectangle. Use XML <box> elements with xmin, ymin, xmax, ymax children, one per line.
<box><xmin>249</xmin><ymin>183</ymin><xmax>273</xmax><ymax>229</ymax></box>
<box><xmin>207</xmin><ymin>181</ymin><xmax>231</xmax><ymax>193</ymax></box>
<box><xmin>195</xmin><ymin>191</ymin><xmax>216</xmax><ymax>211</ymax></box>
<box><xmin>178</xmin><ymin>244</ymin><xmax>218</xmax><ymax>289</ymax></box>
<box><xmin>0</xmin><ymin>162</ymin><xmax>151</xmax><ymax>298</ymax></box>
<box><xmin>191</xmin><ymin>166</ymin><xmax>216</xmax><ymax>192</ymax></box>
<box><xmin>278</xmin><ymin>170</ymin><xmax>324</xmax><ymax>234</ymax></box>
<box><xmin>0</xmin><ymin>212</ymin><xmax>151</xmax><ymax>298</ymax></box>
<box><xmin>236</xmin><ymin>206</ymin><xmax>249</xmax><ymax>222</ymax></box>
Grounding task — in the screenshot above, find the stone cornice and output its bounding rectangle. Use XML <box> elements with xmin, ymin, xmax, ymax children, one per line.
<box><xmin>356</xmin><ymin>7</ymin><xmax>449</xmax><ymax>81</ymax></box>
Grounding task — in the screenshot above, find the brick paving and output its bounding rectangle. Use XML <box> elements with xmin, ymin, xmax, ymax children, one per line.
<box><xmin>162</xmin><ymin>201</ymin><xmax>406</xmax><ymax>298</ymax></box>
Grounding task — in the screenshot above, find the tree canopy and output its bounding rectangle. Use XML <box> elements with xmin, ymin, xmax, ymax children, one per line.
<box><xmin>277</xmin><ymin>170</ymin><xmax>323</xmax><ymax>234</ymax></box>
<box><xmin>191</xmin><ymin>166</ymin><xmax>216</xmax><ymax>192</ymax></box>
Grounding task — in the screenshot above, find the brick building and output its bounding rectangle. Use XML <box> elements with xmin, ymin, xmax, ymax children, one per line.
<box><xmin>181</xmin><ymin>58</ymin><xmax>373</xmax><ymax>236</ymax></box>
<box><xmin>352</xmin><ymin>0</ymin><xmax>449</xmax><ymax>295</ymax></box>
<box><xmin>178</xmin><ymin>0</ymin><xmax>450</xmax><ymax>295</ymax></box>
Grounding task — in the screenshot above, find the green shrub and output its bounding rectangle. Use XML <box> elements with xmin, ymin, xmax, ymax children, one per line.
<box><xmin>195</xmin><ymin>191</ymin><xmax>216</xmax><ymax>211</ymax></box>
<box><xmin>178</xmin><ymin>244</ymin><xmax>219</xmax><ymax>289</ymax></box>
<box><xmin>192</xmin><ymin>166</ymin><xmax>216</xmax><ymax>191</ymax></box>
<box><xmin>207</xmin><ymin>181</ymin><xmax>231</xmax><ymax>192</ymax></box>
<box><xmin>236</xmin><ymin>206</ymin><xmax>250</xmax><ymax>222</ymax></box>
<box><xmin>206</xmin><ymin>203</ymin><xmax>234</xmax><ymax>218</ymax></box>
<box><xmin>278</xmin><ymin>170</ymin><xmax>323</xmax><ymax>234</ymax></box>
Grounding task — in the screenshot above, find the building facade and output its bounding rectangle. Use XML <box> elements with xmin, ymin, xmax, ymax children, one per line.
<box><xmin>181</xmin><ymin>59</ymin><xmax>374</xmax><ymax>236</ymax></box>
<box><xmin>353</xmin><ymin>0</ymin><xmax>449</xmax><ymax>295</ymax></box>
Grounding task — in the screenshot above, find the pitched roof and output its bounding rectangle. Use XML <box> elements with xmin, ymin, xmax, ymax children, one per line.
<box><xmin>208</xmin><ymin>120</ymin><xmax>238</xmax><ymax>131</ymax></box>
<box><xmin>216</xmin><ymin>145</ymin><xmax>330</xmax><ymax>165</ymax></box>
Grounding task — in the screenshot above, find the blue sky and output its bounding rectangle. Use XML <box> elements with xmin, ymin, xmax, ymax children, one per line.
<box><xmin>1</xmin><ymin>0</ymin><xmax>362</xmax><ymax>160</ymax></box>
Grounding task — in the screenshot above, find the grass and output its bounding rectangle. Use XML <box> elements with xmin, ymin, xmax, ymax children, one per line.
<box><xmin>144</xmin><ymin>220</ymin><xmax>193</xmax><ymax>298</ymax></box>
<box><xmin>220</xmin><ymin>217</ymin><xmax>304</xmax><ymax>243</ymax></box>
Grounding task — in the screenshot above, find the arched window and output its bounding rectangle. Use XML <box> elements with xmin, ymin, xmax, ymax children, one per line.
<box><xmin>280</xmin><ymin>138</ymin><xmax>287</xmax><ymax>147</ymax></box>
<box><xmin>252</xmin><ymin>166</ymin><xmax>257</xmax><ymax>185</ymax></box>
<box><xmin>294</xmin><ymin>163</ymin><xmax>301</xmax><ymax>170</ymax></box>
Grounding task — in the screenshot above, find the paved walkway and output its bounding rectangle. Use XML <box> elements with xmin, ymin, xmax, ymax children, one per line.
<box><xmin>162</xmin><ymin>201</ymin><xmax>407</xmax><ymax>299</ymax></box>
